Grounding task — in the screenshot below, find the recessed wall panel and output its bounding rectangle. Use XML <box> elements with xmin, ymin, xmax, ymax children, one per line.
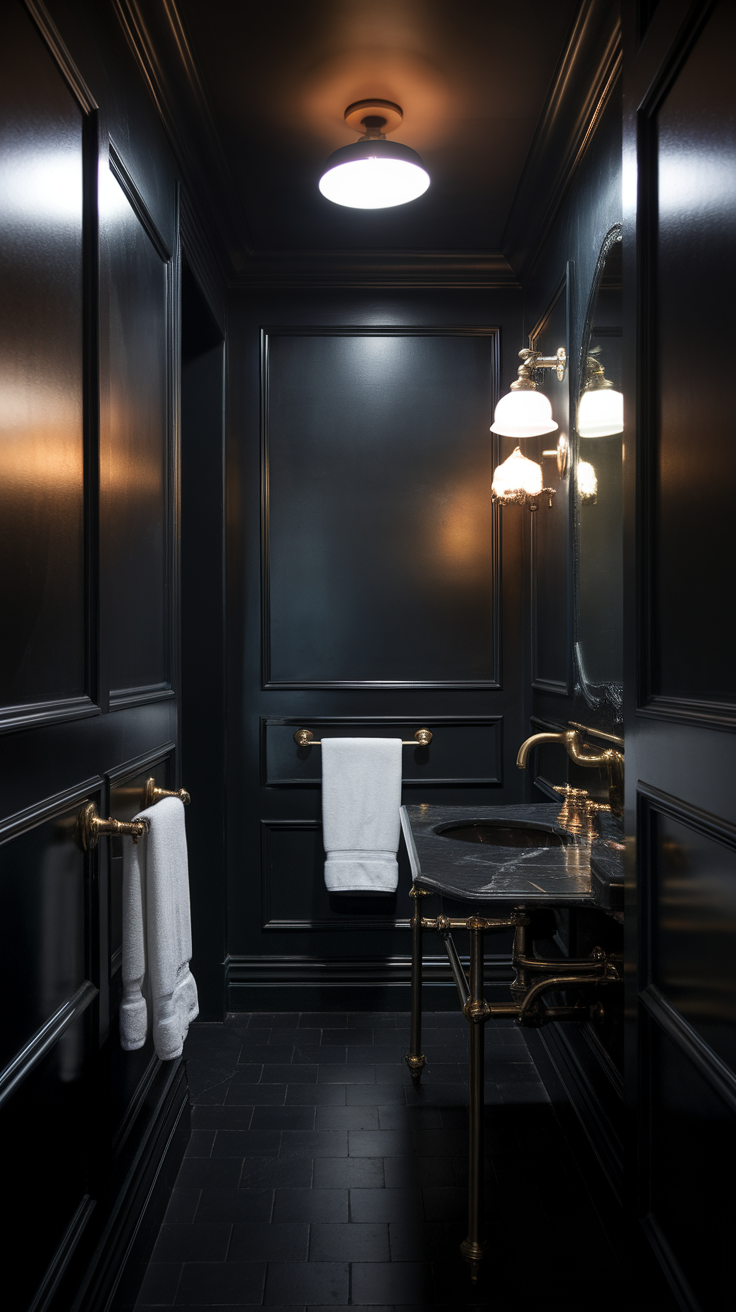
<box><xmin>652</xmin><ymin>2</ymin><xmax>736</xmax><ymax>709</ymax></box>
<box><xmin>0</xmin><ymin>4</ymin><xmax>85</xmax><ymax>712</ymax></box>
<box><xmin>264</xmin><ymin>329</ymin><xmax>499</xmax><ymax>687</ymax></box>
<box><xmin>104</xmin><ymin>168</ymin><xmax>169</xmax><ymax>701</ymax></box>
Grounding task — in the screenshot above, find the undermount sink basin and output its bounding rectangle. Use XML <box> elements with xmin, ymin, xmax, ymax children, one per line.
<box><xmin>434</xmin><ymin>820</ymin><xmax>570</xmax><ymax>848</ymax></box>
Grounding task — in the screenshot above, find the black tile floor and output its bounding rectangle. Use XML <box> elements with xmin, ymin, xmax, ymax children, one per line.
<box><xmin>136</xmin><ymin>1012</ymin><xmax>623</xmax><ymax>1311</ymax></box>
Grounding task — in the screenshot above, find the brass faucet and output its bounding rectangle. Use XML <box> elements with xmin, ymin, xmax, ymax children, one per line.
<box><xmin>516</xmin><ymin>729</ymin><xmax>624</xmax><ymax>818</ymax></box>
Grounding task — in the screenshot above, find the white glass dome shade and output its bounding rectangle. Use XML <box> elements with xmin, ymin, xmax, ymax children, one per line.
<box><xmin>319</xmin><ymin>138</ymin><xmax>430</xmax><ymax>209</ymax></box>
<box><xmin>577</xmin><ymin>386</ymin><xmax>624</xmax><ymax>437</ymax></box>
<box><xmin>491</xmin><ymin>388</ymin><xmax>558</xmax><ymax>438</ymax></box>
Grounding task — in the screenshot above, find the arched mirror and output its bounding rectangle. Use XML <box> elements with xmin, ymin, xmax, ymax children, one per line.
<box><xmin>573</xmin><ymin>225</ymin><xmax>623</xmax><ymax>726</ymax></box>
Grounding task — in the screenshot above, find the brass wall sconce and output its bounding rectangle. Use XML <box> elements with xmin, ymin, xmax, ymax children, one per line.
<box><xmin>491</xmin><ymin>347</ymin><xmax>567</xmax><ymax>438</ymax></box>
<box><xmin>577</xmin><ymin>349</ymin><xmax>623</xmax><ymax>437</ymax></box>
<box><xmin>543</xmin><ymin>433</ymin><xmax>569</xmax><ymax>476</ymax></box>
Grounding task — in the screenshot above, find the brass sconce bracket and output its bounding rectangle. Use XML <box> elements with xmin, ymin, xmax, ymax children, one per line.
<box><xmin>143</xmin><ymin>778</ymin><xmax>191</xmax><ymax>808</ymax></box>
<box><xmin>77</xmin><ymin>802</ymin><xmax>150</xmax><ymax>851</ymax></box>
<box><xmin>511</xmin><ymin>346</ymin><xmax>567</xmax><ymax>390</ymax></box>
<box><xmin>542</xmin><ymin>433</ymin><xmax>569</xmax><ymax>476</ymax></box>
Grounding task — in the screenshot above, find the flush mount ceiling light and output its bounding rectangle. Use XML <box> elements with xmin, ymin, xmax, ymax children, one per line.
<box><xmin>491</xmin><ymin>347</ymin><xmax>567</xmax><ymax>438</ymax></box>
<box><xmin>577</xmin><ymin>351</ymin><xmax>624</xmax><ymax>437</ymax></box>
<box><xmin>318</xmin><ymin>100</ymin><xmax>430</xmax><ymax>209</ymax></box>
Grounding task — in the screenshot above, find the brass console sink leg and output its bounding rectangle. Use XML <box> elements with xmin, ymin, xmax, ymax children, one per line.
<box><xmin>461</xmin><ymin>919</ymin><xmax>489</xmax><ymax>1281</ymax></box>
<box><xmin>406</xmin><ymin>886</ymin><xmax>426</xmax><ymax>1085</ymax></box>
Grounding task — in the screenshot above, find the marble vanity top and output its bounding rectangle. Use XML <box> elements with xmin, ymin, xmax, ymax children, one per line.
<box><xmin>400</xmin><ymin>803</ymin><xmax>623</xmax><ymax>913</ymax></box>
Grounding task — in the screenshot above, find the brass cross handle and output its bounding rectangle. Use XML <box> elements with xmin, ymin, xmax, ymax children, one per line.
<box><xmin>143</xmin><ymin>778</ymin><xmax>191</xmax><ymax>808</ymax></box>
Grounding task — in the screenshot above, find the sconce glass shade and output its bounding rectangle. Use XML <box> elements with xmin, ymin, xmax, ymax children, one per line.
<box><xmin>578</xmin><ymin>460</ymin><xmax>598</xmax><ymax>500</ymax></box>
<box><xmin>319</xmin><ymin>138</ymin><xmax>430</xmax><ymax>209</ymax></box>
<box><xmin>491</xmin><ymin>389</ymin><xmax>559</xmax><ymax>438</ymax></box>
<box><xmin>492</xmin><ymin>446</ymin><xmax>544</xmax><ymax>503</ymax></box>
<box><xmin>577</xmin><ymin>387</ymin><xmax>623</xmax><ymax>437</ymax></box>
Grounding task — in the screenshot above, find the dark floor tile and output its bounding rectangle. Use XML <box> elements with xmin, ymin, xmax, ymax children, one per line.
<box><xmin>177</xmin><ymin>1158</ymin><xmax>244</xmax><ymax>1190</ymax></box>
<box><xmin>227</xmin><ymin>1066</ymin><xmax>264</xmax><ymax>1086</ymax></box>
<box><xmin>349</xmin><ymin>1188</ymin><xmax>421</xmax><ymax>1223</ymax></box>
<box><xmin>175</xmin><ymin>1262</ymin><xmax>265</xmax><ymax>1305</ymax></box>
<box><xmin>498</xmin><ymin>1082</ymin><xmax>550</xmax><ymax>1105</ymax></box>
<box><xmin>164</xmin><ymin>1188</ymin><xmax>200</xmax><ymax>1224</ymax></box>
<box><xmin>236</xmin><ymin>1027</ymin><xmax>273</xmax><ymax>1046</ymax></box>
<box><xmin>193</xmin><ymin>1105</ymin><xmax>262</xmax><ymax>1131</ymax></box>
<box><xmin>194</xmin><ymin>1189</ymin><xmax>274</xmax><ymax>1224</ymax></box>
<box><xmin>249</xmin><ymin>1013</ymin><xmax>300</xmax><ymax>1028</ymax></box>
<box><xmin>348</xmin><ymin>1129</ymin><xmax>413</xmax><ymax>1158</ymax></box>
<box><xmin>321</xmin><ymin>1028</ymin><xmax>373</xmax><ymax>1046</ymax></box>
<box><xmin>383</xmin><ymin>1156</ymin><xmax>456</xmax><ymax>1189</ymax></box>
<box><xmin>280</xmin><ymin>1129</ymin><xmax>347</xmax><ymax>1158</ymax></box>
<box><xmin>251</xmin><ymin>1106</ymin><xmax>316</xmax><ymax>1131</ymax></box>
<box><xmin>434</xmin><ymin>1012</ymin><xmax>465</xmax><ymax>1028</ymax></box>
<box><xmin>309</xmin><ymin>1222</ymin><xmax>389</xmax><ymax>1263</ymax></box>
<box><xmin>422</xmin><ymin>1186</ymin><xmax>471</xmax><ymax>1222</ymax></box>
<box><xmin>135</xmin><ymin>1262</ymin><xmax>181</xmax><ymax>1306</ymax></box>
<box><xmin>272</xmin><ymin>1029</ymin><xmax>321</xmax><ymax>1046</ymax></box>
<box><xmin>318</xmin><ymin>1064</ymin><xmax>374</xmax><ymax>1084</ymax></box>
<box><xmin>264</xmin><ymin>1262</ymin><xmax>348</xmax><ymax>1306</ymax></box>
<box><xmin>184</xmin><ymin>1131</ymin><xmax>216</xmax><ymax>1158</ymax></box>
<box><xmin>347</xmin><ymin>1083</ymin><xmax>404</xmax><ymax>1106</ymax></box>
<box><xmin>239</xmin><ymin>1157</ymin><xmax>313</xmax><ymax>1189</ymax></box>
<box><xmin>346</xmin><ymin>1044</ymin><xmax>404</xmax><ymax>1064</ymax></box>
<box><xmin>299</xmin><ymin>1013</ymin><xmax>348</xmax><ymax>1028</ymax></box>
<box><xmin>412</xmin><ymin>1129</ymin><xmax>467</xmax><ymax>1158</ymax></box>
<box><xmin>229</xmin><ymin>1221</ymin><xmax>309</xmax><ymax>1263</ymax></box>
<box><xmin>223</xmin><ymin>1084</ymin><xmax>288</xmax><ymax>1108</ymax></box>
<box><xmin>389</xmin><ymin>1219</ymin><xmax>461</xmax><ymax>1262</ymax></box>
<box><xmin>405</xmin><ymin>1082</ymin><xmax>467</xmax><ymax>1107</ymax></box>
<box><xmin>152</xmin><ymin>1223</ymin><xmax>231</xmax><ymax>1264</ymax></box>
<box><xmin>285</xmin><ymin>1084</ymin><xmax>346</xmax><ymax>1106</ymax></box>
<box><xmin>313</xmin><ymin>1157</ymin><xmax>384</xmax><ymax>1189</ymax></box>
<box><xmin>186</xmin><ymin>1063</ymin><xmax>239</xmax><ymax>1099</ymax></box>
<box><xmin>420</xmin><ymin>1063</ymin><xmax>465</xmax><ymax>1083</ymax></box>
<box><xmin>351</xmin><ymin>1260</ymin><xmax>434</xmax><ymax>1305</ymax></box>
<box><xmin>298</xmin><ymin>1047</ymin><xmax>345</xmax><ymax>1064</ymax></box>
<box><xmin>225</xmin><ymin>1013</ymin><xmax>253</xmax><ymax>1029</ymax></box>
<box><xmin>492</xmin><ymin>1060</ymin><xmax>542</xmax><ymax>1083</ymax></box>
<box><xmin>314</xmin><ymin>1105</ymin><xmax>378</xmax><ymax>1131</ymax></box>
<box><xmin>187</xmin><ymin>1076</ymin><xmax>234</xmax><ymax>1107</ymax></box>
<box><xmin>212</xmin><ymin>1130</ymin><xmax>281</xmax><ymax>1158</ymax></box>
<box><xmin>377</xmin><ymin>1104</ymin><xmax>442</xmax><ymax>1130</ymax></box>
<box><xmin>235</xmin><ymin>1045</ymin><xmax>294</xmax><ymax>1066</ymax></box>
<box><xmin>272</xmin><ymin>1188</ymin><xmax>348</xmax><ymax>1223</ymax></box>
<box><xmin>266</xmin><ymin>1063</ymin><xmax>318</xmax><ymax>1083</ymax></box>
<box><xmin>374</xmin><ymin>1063</ymin><xmax>409</xmax><ymax>1084</ymax></box>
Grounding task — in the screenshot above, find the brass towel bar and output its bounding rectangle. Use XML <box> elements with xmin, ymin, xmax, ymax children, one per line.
<box><xmin>76</xmin><ymin>779</ymin><xmax>191</xmax><ymax>851</ymax></box>
<box><xmin>293</xmin><ymin>728</ymin><xmax>433</xmax><ymax>748</ymax></box>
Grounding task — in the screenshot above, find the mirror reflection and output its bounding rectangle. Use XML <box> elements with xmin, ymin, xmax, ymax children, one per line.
<box><xmin>574</xmin><ymin>228</ymin><xmax>623</xmax><ymax>723</ymax></box>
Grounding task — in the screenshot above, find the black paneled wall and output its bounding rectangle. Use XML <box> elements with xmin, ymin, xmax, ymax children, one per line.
<box><xmin>226</xmin><ymin>290</ymin><xmax>528</xmax><ymax>1009</ymax></box>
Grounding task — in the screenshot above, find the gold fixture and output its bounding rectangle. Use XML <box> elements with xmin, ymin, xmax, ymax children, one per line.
<box><xmin>516</xmin><ymin>728</ymin><xmax>624</xmax><ymax>818</ymax></box>
<box><xmin>343</xmin><ymin>99</ymin><xmax>404</xmax><ymax>135</ymax></box>
<box><xmin>552</xmin><ymin>783</ymin><xmax>611</xmax><ymax>839</ymax></box>
<box><xmin>77</xmin><ymin>801</ymin><xmax>149</xmax><ymax>851</ymax></box>
<box><xmin>143</xmin><ymin>778</ymin><xmax>191</xmax><ymax>808</ymax></box>
<box><xmin>406</xmin><ymin>895</ymin><xmax>621</xmax><ymax>1281</ymax></box>
<box><xmin>577</xmin><ymin>349</ymin><xmax>623</xmax><ymax>437</ymax></box>
<box><xmin>293</xmin><ymin>728</ymin><xmax>433</xmax><ymax>748</ymax></box>
<box><xmin>491</xmin><ymin>347</ymin><xmax>567</xmax><ymax>439</ymax></box>
<box><xmin>569</xmin><ymin>722</ymin><xmax>624</xmax><ymax>747</ymax></box>
<box><xmin>542</xmin><ymin>433</ymin><xmax>569</xmax><ymax>476</ymax></box>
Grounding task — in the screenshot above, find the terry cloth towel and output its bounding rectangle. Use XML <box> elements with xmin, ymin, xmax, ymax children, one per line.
<box><xmin>322</xmin><ymin>737</ymin><xmax>402</xmax><ymax>893</ymax></box>
<box><xmin>120</xmin><ymin>796</ymin><xmax>199</xmax><ymax>1060</ymax></box>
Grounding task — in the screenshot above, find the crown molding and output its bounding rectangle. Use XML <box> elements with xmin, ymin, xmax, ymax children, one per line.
<box><xmin>228</xmin><ymin>248</ymin><xmax>518</xmax><ymax>289</ymax></box>
<box><xmin>112</xmin><ymin>0</ymin><xmax>249</xmax><ymax>283</ymax></box>
<box><xmin>501</xmin><ymin>0</ymin><xmax>622</xmax><ymax>280</ymax></box>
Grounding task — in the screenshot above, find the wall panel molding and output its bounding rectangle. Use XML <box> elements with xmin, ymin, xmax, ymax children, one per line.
<box><xmin>261</xmin><ymin>715</ymin><xmax>503</xmax><ymax>787</ymax></box>
<box><xmin>0</xmin><ymin>980</ymin><xmax>97</xmax><ymax>1110</ymax></box>
<box><xmin>261</xmin><ymin>326</ymin><xmax>501</xmax><ymax>690</ymax></box>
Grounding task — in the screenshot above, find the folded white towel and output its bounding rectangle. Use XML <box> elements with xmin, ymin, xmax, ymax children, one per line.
<box><xmin>120</xmin><ymin>796</ymin><xmax>199</xmax><ymax>1060</ymax></box>
<box><xmin>322</xmin><ymin>737</ymin><xmax>402</xmax><ymax>893</ymax></box>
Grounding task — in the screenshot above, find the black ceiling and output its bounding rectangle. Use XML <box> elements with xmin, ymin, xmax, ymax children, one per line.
<box><xmin>176</xmin><ymin>0</ymin><xmax>579</xmax><ymax>253</ymax></box>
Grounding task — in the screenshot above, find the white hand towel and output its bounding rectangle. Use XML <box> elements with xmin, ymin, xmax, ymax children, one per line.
<box><xmin>120</xmin><ymin>796</ymin><xmax>199</xmax><ymax>1060</ymax></box>
<box><xmin>322</xmin><ymin>737</ymin><xmax>402</xmax><ymax>893</ymax></box>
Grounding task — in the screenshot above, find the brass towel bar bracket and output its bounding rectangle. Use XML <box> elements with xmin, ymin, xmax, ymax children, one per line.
<box><xmin>76</xmin><ymin>780</ymin><xmax>191</xmax><ymax>851</ymax></box>
<box><xmin>143</xmin><ymin>778</ymin><xmax>191</xmax><ymax>808</ymax></box>
<box><xmin>77</xmin><ymin>802</ymin><xmax>149</xmax><ymax>851</ymax></box>
<box><xmin>293</xmin><ymin>728</ymin><xmax>433</xmax><ymax>748</ymax></box>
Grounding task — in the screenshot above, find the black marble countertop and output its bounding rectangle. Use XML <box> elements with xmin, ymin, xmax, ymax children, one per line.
<box><xmin>400</xmin><ymin>803</ymin><xmax>623</xmax><ymax>913</ymax></box>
